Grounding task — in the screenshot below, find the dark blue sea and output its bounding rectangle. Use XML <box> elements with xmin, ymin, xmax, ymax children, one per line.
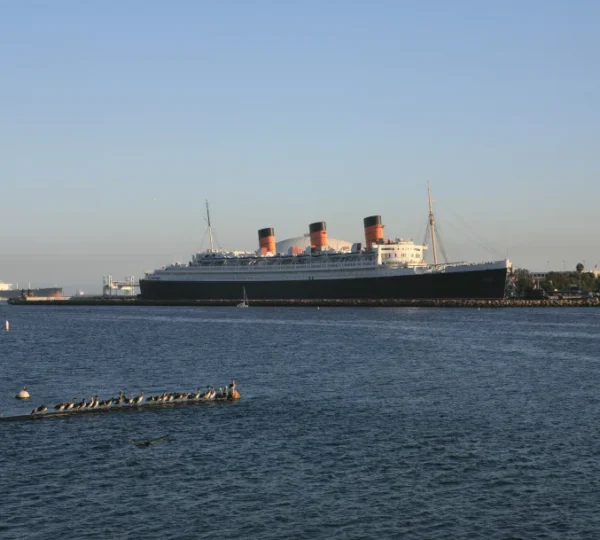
<box><xmin>1</xmin><ymin>304</ymin><xmax>600</xmax><ymax>539</ymax></box>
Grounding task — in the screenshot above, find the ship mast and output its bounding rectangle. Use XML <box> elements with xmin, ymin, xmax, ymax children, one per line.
<box><xmin>206</xmin><ymin>199</ymin><xmax>214</xmax><ymax>253</ymax></box>
<box><xmin>427</xmin><ymin>183</ymin><xmax>438</xmax><ymax>266</ymax></box>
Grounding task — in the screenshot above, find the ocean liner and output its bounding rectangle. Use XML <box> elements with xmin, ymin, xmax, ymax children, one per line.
<box><xmin>140</xmin><ymin>191</ymin><xmax>512</xmax><ymax>301</ymax></box>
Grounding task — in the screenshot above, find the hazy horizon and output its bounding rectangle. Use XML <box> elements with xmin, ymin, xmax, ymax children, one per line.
<box><xmin>1</xmin><ymin>1</ymin><xmax>598</xmax><ymax>294</ymax></box>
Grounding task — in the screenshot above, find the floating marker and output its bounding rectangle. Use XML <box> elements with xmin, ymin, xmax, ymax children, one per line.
<box><xmin>16</xmin><ymin>386</ymin><xmax>30</xmax><ymax>400</ymax></box>
<box><xmin>4</xmin><ymin>320</ymin><xmax>9</xmax><ymax>331</ymax></box>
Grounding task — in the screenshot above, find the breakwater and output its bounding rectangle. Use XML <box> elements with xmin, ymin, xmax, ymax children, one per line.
<box><xmin>7</xmin><ymin>296</ymin><xmax>600</xmax><ymax>307</ymax></box>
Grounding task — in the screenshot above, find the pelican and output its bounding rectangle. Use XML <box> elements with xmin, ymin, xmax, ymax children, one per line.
<box><xmin>31</xmin><ymin>404</ymin><xmax>48</xmax><ymax>415</ymax></box>
<box><xmin>188</xmin><ymin>387</ymin><xmax>201</xmax><ymax>400</ymax></box>
<box><xmin>133</xmin><ymin>390</ymin><xmax>144</xmax><ymax>406</ymax></box>
<box><xmin>227</xmin><ymin>380</ymin><xmax>241</xmax><ymax>400</ymax></box>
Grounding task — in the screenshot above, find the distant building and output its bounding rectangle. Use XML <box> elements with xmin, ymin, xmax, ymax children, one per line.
<box><xmin>531</xmin><ymin>269</ymin><xmax>600</xmax><ymax>280</ymax></box>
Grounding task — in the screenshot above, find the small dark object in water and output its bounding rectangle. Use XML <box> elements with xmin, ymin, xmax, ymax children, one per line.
<box><xmin>130</xmin><ymin>434</ymin><xmax>169</xmax><ymax>447</ymax></box>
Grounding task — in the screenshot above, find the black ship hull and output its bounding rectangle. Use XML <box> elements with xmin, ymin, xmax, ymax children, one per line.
<box><xmin>0</xmin><ymin>287</ymin><xmax>63</xmax><ymax>299</ymax></box>
<box><xmin>140</xmin><ymin>267</ymin><xmax>508</xmax><ymax>301</ymax></box>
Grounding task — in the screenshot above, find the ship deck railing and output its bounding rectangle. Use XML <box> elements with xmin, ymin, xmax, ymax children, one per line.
<box><xmin>162</xmin><ymin>257</ymin><xmax>381</xmax><ymax>273</ymax></box>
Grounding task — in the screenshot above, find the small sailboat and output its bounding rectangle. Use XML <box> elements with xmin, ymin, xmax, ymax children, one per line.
<box><xmin>237</xmin><ymin>287</ymin><xmax>249</xmax><ymax>308</ymax></box>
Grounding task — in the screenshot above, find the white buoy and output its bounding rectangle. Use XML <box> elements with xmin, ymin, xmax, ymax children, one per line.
<box><xmin>4</xmin><ymin>320</ymin><xmax>9</xmax><ymax>332</ymax></box>
<box><xmin>16</xmin><ymin>386</ymin><xmax>30</xmax><ymax>400</ymax></box>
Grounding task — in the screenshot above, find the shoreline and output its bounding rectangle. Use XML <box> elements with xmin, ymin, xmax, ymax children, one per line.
<box><xmin>7</xmin><ymin>296</ymin><xmax>600</xmax><ymax>308</ymax></box>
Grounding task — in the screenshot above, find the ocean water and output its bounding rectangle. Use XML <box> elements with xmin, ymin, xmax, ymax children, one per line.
<box><xmin>1</xmin><ymin>304</ymin><xmax>600</xmax><ymax>539</ymax></box>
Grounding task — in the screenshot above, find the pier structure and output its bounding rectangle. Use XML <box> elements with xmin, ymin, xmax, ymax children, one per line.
<box><xmin>0</xmin><ymin>385</ymin><xmax>241</xmax><ymax>423</ymax></box>
<box><xmin>102</xmin><ymin>275</ymin><xmax>138</xmax><ymax>297</ymax></box>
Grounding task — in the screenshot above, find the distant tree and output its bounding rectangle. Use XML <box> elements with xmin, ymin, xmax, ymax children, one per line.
<box><xmin>576</xmin><ymin>262</ymin><xmax>584</xmax><ymax>274</ymax></box>
<box><xmin>539</xmin><ymin>279</ymin><xmax>554</xmax><ymax>292</ymax></box>
<box><xmin>580</xmin><ymin>272</ymin><xmax>596</xmax><ymax>291</ymax></box>
<box><xmin>514</xmin><ymin>268</ymin><xmax>534</xmax><ymax>297</ymax></box>
<box><xmin>544</xmin><ymin>271</ymin><xmax>574</xmax><ymax>291</ymax></box>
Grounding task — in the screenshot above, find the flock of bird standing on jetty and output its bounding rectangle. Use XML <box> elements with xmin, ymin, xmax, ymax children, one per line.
<box><xmin>29</xmin><ymin>380</ymin><xmax>240</xmax><ymax>415</ymax></box>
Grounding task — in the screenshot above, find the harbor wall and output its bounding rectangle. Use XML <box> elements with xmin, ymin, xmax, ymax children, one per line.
<box><xmin>7</xmin><ymin>296</ymin><xmax>600</xmax><ymax>308</ymax></box>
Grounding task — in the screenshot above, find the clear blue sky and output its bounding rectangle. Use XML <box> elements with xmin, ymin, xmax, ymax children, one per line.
<box><xmin>1</xmin><ymin>1</ymin><xmax>598</xmax><ymax>293</ymax></box>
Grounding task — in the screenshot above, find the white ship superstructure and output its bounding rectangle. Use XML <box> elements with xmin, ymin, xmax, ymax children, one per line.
<box><xmin>144</xmin><ymin>240</ymin><xmax>507</xmax><ymax>283</ymax></box>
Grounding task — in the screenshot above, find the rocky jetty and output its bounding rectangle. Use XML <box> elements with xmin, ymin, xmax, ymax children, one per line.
<box><xmin>8</xmin><ymin>296</ymin><xmax>600</xmax><ymax>308</ymax></box>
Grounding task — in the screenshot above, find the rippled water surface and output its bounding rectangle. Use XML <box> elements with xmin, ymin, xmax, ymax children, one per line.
<box><xmin>1</xmin><ymin>305</ymin><xmax>600</xmax><ymax>539</ymax></box>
